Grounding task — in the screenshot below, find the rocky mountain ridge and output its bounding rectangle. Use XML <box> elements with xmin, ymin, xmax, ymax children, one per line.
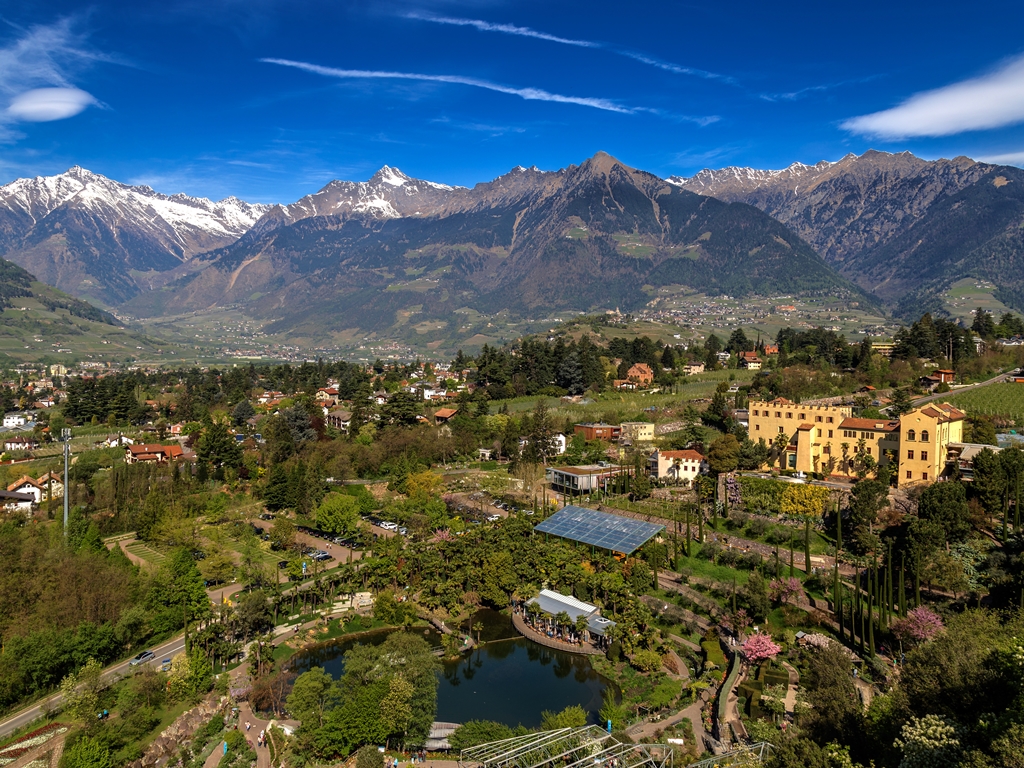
<box><xmin>0</xmin><ymin>166</ymin><xmax>272</xmax><ymax>305</ymax></box>
<box><xmin>123</xmin><ymin>152</ymin><xmax>859</xmax><ymax>339</ymax></box>
<box><xmin>669</xmin><ymin>150</ymin><xmax>1024</xmax><ymax>315</ymax></box>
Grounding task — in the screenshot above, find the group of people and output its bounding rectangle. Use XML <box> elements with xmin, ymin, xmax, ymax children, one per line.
<box><xmin>244</xmin><ymin>720</ymin><xmax>268</xmax><ymax>750</ymax></box>
<box><xmin>389</xmin><ymin>751</ymin><xmax>428</xmax><ymax>766</ymax></box>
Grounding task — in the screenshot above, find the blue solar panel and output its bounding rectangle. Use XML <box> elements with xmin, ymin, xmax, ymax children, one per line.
<box><xmin>535</xmin><ymin>505</ymin><xmax>665</xmax><ymax>554</ymax></box>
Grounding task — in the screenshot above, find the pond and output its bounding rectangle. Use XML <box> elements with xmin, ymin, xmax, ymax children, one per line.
<box><xmin>291</xmin><ymin>609</ymin><xmax>612</xmax><ymax>728</ymax></box>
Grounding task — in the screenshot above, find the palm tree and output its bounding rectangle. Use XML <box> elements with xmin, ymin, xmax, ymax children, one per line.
<box><xmin>472</xmin><ymin>621</ymin><xmax>484</xmax><ymax>643</ymax></box>
<box><xmin>575</xmin><ymin>614</ymin><xmax>590</xmax><ymax>645</ymax></box>
<box><xmin>554</xmin><ymin>610</ymin><xmax>572</xmax><ymax>638</ymax></box>
<box><xmin>773</xmin><ymin>432</ymin><xmax>790</xmax><ymax>470</ymax></box>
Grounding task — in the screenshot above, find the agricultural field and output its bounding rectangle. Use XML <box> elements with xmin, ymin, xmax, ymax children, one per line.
<box><xmin>941</xmin><ymin>278</ymin><xmax>1020</xmax><ymax>326</ymax></box>
<box><xmin>939</xmin><ymin>382</ymin><xmax>1024</xmax><ymax>426</ymax></box>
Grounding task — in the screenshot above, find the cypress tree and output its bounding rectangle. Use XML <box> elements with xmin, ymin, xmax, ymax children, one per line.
<box><xmin>805</xmin><ymin>518</ymin><xmax>812</xmax><ymax>575</ymax></box>
<box><xmin>899</xmin><ymin>554</ymin><xmax>906</xmax><ymax>618</ymax></box>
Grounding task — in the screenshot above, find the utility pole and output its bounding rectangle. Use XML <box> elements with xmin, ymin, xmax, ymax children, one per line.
<box><xmin>62</xmin><ymin>428</ymin><xmax>71</xmax><ymax>537</ymax></box>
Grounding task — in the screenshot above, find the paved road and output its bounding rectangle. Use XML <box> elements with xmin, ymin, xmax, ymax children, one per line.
<box><xmin>0</xmin><ymin>632</ymin><xmax>188</xmax><ymax>740</ymax></box>
<box><xmin>907</xmin><ymin>371</ymin><xmax>1010</xmax><ymax>408</ymax></box>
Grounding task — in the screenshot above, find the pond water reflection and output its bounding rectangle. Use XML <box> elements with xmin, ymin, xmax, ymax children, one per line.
<box><xmin>291</xmin><ymin>609</ymin><xmax>610</xmax><ymax>727</ymax></box>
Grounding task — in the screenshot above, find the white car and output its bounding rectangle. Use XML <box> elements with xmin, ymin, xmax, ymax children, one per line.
<box><xmin>379</xmin><ymin>521</ymin><xmax>399</xmax><ymax>531</ymax></box>
<box><xmin>486</xmin><ymin>514</ymin><xmax>501</xmax><ymax>522</ymax></box>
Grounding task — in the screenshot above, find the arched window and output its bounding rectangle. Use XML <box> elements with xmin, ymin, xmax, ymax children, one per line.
<box><xmin>921</xmin><ymin>430</ymin><xmax>929</xmax><ymax>442</ymax></box>
<box><xmin>907</xmin><ymin>430</ymin><xmax>916</xmax><ymax>441</ymax></box>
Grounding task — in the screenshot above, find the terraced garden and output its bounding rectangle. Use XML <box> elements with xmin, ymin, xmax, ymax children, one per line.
<box><xmin>123</xmin><ymin>541</ymin><xmax>168</xmax><ymax>567</ymax></box>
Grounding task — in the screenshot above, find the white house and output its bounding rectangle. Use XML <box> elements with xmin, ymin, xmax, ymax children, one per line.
<box><xmin>36</xmin><ymin>472</ymin><xmax>64</xmax><ymax>500</ymax></box>
<box><xmin>4</xmin><ymin>436</ymin><xmax>39</xmax><ymax>452</ymax></box>
<box><xmin>648</xmin><ymin>449</ymin><xmax>708</xmax><ymax>485</ymax></box>
<box><xmin>6</xmin><ymin>476</ymin><xmax>43</xmax><ymax>504</ymax></box>
<box><xmin>0</xmin><ymin>490</ymin><xmax>34</xmax><ymax>514</ymax></box>
<box><xmin>3</xmin><ymin>413</ymin><xmax>31</xmax><ymax>429</ymax></box>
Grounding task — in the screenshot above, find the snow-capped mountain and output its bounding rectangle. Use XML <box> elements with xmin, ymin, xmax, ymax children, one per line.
<box><xmin>248</xmin><ymin>166</ymin><xmax>459</xmax><ymax>238</ymax></box>
<box><xmin>667</xmin><ymin>158</ymin><xmax>838</xmax><ymax>194</ymax></box>
<box><xmin>0</xmin><ymin>166</ymin><xmax>272</xmax><ymax>304</ymax></box>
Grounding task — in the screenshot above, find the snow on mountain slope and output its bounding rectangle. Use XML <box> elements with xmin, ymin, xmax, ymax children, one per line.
<box><xmin>667</xmin><ymin>158</ymin><xmax>840</xmax><ymax>194</ymax></box>
<box><xmin>0</xmin><ymin>166</ymin><xmax>271</xmax><ymax>244</ymax></box>
<box><xmin>0</xmin><ymin>166</ymin><xmax>274</xmax><ymax>305</ymax></box>
<box><xmin>263</xmin><ymin>165</ymin><xmax>458</xmax><ymax>228</ymax></box>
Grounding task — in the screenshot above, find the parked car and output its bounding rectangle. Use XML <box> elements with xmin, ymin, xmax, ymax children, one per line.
<box><xmin>258</xmin><ymin>513</ymin><xmax>274</xmax><ymax>520</ymax></box>
<box><xmin>486</xmin><ymin>514</ymin><xmax>501</xmax><ymax>522</ymax></box>
<box><xmin>129</xmin><ymin>651</ymin><xmax>155</xmax><ymax>667</ymax></box>
<box><xmin>379</xmin><ymin>521</ymin><xmax>398</xmax><ymax>531</ymax></box>
<box><xmin>398</xmin><ymin>526</ymin><xmax>408</xmax><ymax>536</ymax></box>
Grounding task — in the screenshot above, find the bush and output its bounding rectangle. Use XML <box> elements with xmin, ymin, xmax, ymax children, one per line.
<box><xmin>449</xmin><ymin>721</ymin><xmax>514</xmax><ymax>751</ymax></box>
<box><xmin>356</xmin><ymin>745</ymin><xmax>382</xmax><ymax>768</ymax></box>
<box><xmin>746</xmin><ymin>518</ymin><xmax>769</xmax><ymax>538</ymax></box>
<box><xmin>607</xmin><ymin>641</ymin><xmax>622</xmax><ymax>662</ymax></box>
<box><xmin>765</xmin><ymin>526</ymin><xmax>793</xmax><ymax>545</ymax></box>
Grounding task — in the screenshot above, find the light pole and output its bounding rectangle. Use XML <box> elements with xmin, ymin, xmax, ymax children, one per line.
<box><xmin>62</xmin><ymin>428</ymin><xmax>71</xmax><ymax>536</ymax></box>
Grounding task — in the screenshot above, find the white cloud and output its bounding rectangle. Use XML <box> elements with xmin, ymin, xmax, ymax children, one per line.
<box><xmin>405</xmin><ymin>13</ymin><xmax>596</xmax><ymax>47</ymax></box>
<box><xmin>405</xmin><ymin>13</ymin><xmax>732</xmax><ymax>82</ymax></box>
<box><xmin>977</xmin><ymin>150</ymin><xmax>1024</xmax><ymax>168</ymax></box>
<box><xmin>843</xmin><ymin>54</ymin><xmax>1024</xmax><ymax>138</ymax></box>
<box><xmin>261</xmin><ymin>58</ymin><xmax>635</xmax><ymax>113</ymax></box>
<box><xmin>7</xmin><ymin>88</ymin><xmax>96</xmax><ymax>121</ymax></box>
<box><xmin>0</xmin><ymin>18</ymin><xmax>105</xmax><ymax>134</ymax></box>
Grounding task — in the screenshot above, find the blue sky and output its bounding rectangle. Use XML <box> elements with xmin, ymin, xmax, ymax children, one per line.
<box><xmin>3</xmin><ymin>0</ymin><xmax>1024</xmax><ymax>203</ymax></box>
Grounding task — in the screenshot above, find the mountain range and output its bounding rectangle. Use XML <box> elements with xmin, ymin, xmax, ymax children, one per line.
<box><xmin>122</xmin><ymin>153</ymin><xmax>858</xmax><ymax>336</ymax></box>
<box><xmin>0</xmin><ymin>150</ymin><xmax>1021</xmax><ymax>346</ymax></box>
<box><xmin>669</xmin><ymin>150</ymin><xmax>1024</xmax><ymax>316</ymax></box>
<box><xmin>0</xmin><ymin>167</ymin><xmax>270</xmax><ymax>306</ymax></box>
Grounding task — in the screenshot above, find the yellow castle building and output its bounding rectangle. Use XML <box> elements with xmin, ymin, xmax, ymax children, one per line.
<box><xmin>748</xmin><ymin>398</ymin><xmax>965</xmax><ymax>486</ymax></box>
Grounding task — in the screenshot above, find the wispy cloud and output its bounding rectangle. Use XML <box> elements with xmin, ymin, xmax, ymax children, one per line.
<box><xmin>405</xmin><ymin>13</ymin><xmax>732</xmax><ymax>83</ymax></box>
<box><xmin>760</xmin><ymin>75</ymin><xmax>882</xmax><ymax>103</ymax></box>
<box><xmin>0</xmin><ymin>18</ymin><xmax>109</xmax><ymax>138</ymax></box>
<box><xmin>668</xmin><ymin>144</ymin><xmax>749</xmax><ymax>169</ymax></box>
<box><xmin>843</xmin><ymin>54</ymin><xmax>1024</xmax><ymax>138</ymax></box>
<box><xmin>430</xmin><ymin>116</ymin><xmax>527</xmax><ymax>136</ymax></box>
<box><xmin>261</xmin><ymin>58</ymin><xmax>635</xmax><ymax>113</ymax></box>
<box><xmin>405</xmin><ymin>13</ymin><xmax>596</xmax><ymax>47</ymax></box>
<box><xmin>617</xmin><ymin>51</ymin><xmax>733</xmax><ymax>83</ymax></box>
<box><xmin>977</xmin><ymin>150</ymin><xmax>1024</xmax><ymax>168</ymax></box>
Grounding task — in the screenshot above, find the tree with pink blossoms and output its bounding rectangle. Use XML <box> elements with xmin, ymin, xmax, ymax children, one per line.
<box><xmin>892</xmin><ymin>606</ymin><xmax>944</xmax><ymax>657</ymax></box>
<box><xmin>769</xmin><ymin>577</ymin><xmax>804</xmax><ymax>605</ymax></box>
<box><xmin>742</xmin><ymin>633</ymin><xmax>782</xmax><ymax>665</ymax></box>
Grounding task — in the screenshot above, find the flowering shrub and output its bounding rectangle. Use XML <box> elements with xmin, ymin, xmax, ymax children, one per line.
<box><xmin>894</xmin><ymin>714</ymin><xmax>961</xmax><ymax>768</ymax></box>
<box><xmin>769</xmin><ymin>577</ymin><xmax>804</xmax><ymax>605</ymax></box>
<box><xmin>891</xmin><ymin>606</ymin><xmax>944</xmax><ymax>647</ymax></box>
<box><xmin>742</xmin><ymin>633</ymin><xmax>782</xmax><ymax>664</ymax></box>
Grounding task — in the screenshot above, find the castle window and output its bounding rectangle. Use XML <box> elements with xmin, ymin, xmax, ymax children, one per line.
<box><xmin>907</xmin><ymin>450</ymin><xmax>915</xmax><ymax>460</ymax></box>
<box><xmin>921</xmin><ymin>430</ymin><xmax>929</xmax><ymax>442</ymax></box>
<box><xmin>921</xmin><ymin>451</ymin><xmax>928</xmax><ymax>461</ymax></box>
<box><xmin>907</xmin><ymin>430</ymin><xmax>916</xmax><ymax>441</ymax></box>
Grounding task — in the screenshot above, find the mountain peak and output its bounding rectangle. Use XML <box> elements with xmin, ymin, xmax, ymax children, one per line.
<box><xmin>583</xmin><ymin>151</ymin><xmax>629</xmax><ymax>175</ymax></box>
<box><xmin>371</xmin><ymin>166</ymin><xmax>411</xmax><ymax>187</ymax></box>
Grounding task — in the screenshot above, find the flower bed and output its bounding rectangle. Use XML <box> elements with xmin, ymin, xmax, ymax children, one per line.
<box><xmin>0</xmin><ymin>724</ymin><xmax>68</xmax><ymax>766</ymax></box>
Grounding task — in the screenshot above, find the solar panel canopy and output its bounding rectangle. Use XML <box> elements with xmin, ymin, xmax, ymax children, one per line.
<box><xmin>535</xmin><ymin>505</ymin><xmax>665</xmax><ymax>554</ymax></box>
